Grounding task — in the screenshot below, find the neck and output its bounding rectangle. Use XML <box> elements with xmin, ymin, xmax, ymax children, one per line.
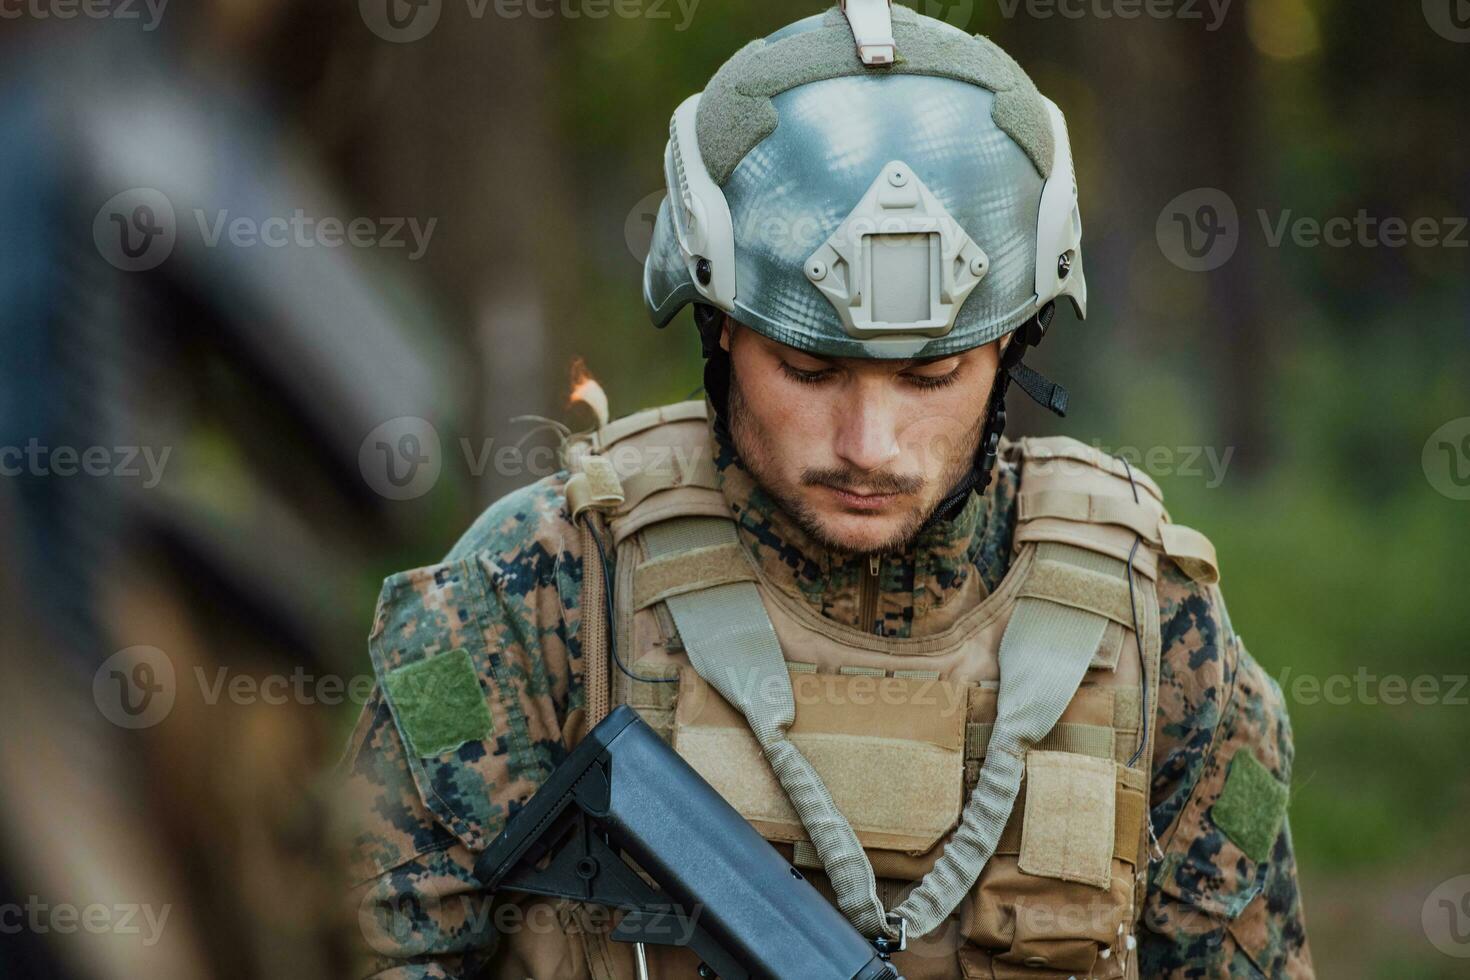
<box><xmin>711</xmin><ymin>420</ymin><xmax>1018</xmax><ymax>638</ymax></box>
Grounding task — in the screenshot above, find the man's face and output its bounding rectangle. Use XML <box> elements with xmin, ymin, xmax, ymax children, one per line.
<box><xmin>723</xmin><ymin>320</ymin><xmax>1001</xmax><ymax>556</ymax></box>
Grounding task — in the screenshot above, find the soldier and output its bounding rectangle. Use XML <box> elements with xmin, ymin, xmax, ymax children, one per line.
<box><xmin>342</xmin><ymin>4</ymin><xmax>1312</xmax><ymax>977</ymax></box>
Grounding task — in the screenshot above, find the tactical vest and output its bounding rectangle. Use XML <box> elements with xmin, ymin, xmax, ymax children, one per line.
<box><xmin>561</xmin><ymin>401</ymin><xmax>1219</xmax><ymax>980</ymax></box>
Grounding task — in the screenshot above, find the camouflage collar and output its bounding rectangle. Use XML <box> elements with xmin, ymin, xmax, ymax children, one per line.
<box><xmin>711</xmin><ymin>419</ymin><xmax>1018</xmax><ymax>638</ymax></box>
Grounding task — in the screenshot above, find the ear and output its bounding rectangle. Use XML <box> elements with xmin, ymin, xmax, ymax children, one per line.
<box><xmin>719</xmin><ymin>315</ymin><xmax>734</xmax><ymax>353</ymax></box>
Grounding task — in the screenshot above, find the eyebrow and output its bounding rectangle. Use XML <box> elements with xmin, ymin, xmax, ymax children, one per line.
<box><xmin>787</xmin><ymin>353</ymin><xmax>961</xmax><ymax>371</ymax></box>
<box><xmin>907</xmin><ymin>353</ymin><xmax>960</xmax><ymax>367</ymax></box>
<box><xmin>773</xmin><ymin>339</ymin><xmax>959</xmax><ymax>370</ymax></box>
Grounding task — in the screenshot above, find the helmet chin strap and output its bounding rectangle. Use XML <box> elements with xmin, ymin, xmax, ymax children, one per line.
<box><xmin>694</xmin><ymin>303</ymin><xmax>1068</xmax><ymax>529</ymax></box>
<box><xmin>695</xmin><ymin>304</ymin><xmax>734</xmax><ymax>443</ymax></box>
<box><xmin>928</xmin><ymin>302</ymin><xmax>1067</xmax><ymax>526</ymax></box>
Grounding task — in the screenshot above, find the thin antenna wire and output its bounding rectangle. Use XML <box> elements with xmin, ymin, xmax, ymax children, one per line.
<box><xmin>1118</xmin><ymin>456</ymin><xmax>1148</xmax><ymax>769</ymax></box>
<box><xmin>582</xmin><ymin>513</ymin><xmax>676</xmax><ymax>684</ymax></box>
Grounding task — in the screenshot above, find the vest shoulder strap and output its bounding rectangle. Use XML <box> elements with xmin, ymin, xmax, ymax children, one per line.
<box><xmin>565</xmin><ymin>399</ymin><xmax>732</xmax><ymax>546</ymax></box>
<box><xmin>1009</xmin><ymin>435</ymin><xmax>1220</xmax><ymax>585</ymax></box>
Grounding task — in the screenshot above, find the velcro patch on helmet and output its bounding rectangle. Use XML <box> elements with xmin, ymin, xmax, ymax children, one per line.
<box><xmin>383</xmin><ymin>648</ymin><xmax>494</xmax><ymax>758</ymax></box>
<box><xmin>695</xmin><ymin>6</ymin><xmax>1054</xmax><ymax>186</ymax></box>
<box><xmin>1210</xmin><ymin>749</ymin><xmax>1289</xmax><ymax>863</ymax></box>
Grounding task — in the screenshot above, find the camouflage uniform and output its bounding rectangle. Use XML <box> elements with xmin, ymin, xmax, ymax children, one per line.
<box><xmin>342</xmin><ymin>419</ymin><xmax>1313</xmax><ymax>978</ymax></box>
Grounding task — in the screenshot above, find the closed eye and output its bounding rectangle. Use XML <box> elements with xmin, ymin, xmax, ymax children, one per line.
<box><xmin>903</xmin><ymin>368</ymin><xmax>960</xmax><ymax>390</ymax></box>
<box><xmin>779</xmin><ymin>361</ymin><xmax>836</xmax><ymax>385</ymax></box>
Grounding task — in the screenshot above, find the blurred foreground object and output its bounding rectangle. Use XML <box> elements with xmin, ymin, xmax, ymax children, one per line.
<box><xmin>0</xmin><ymin>19</ymin><xmax>462</xmax><ymax>980</ymax></box>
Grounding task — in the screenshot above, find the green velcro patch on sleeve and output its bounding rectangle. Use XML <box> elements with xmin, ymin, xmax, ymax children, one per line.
<box><xmin>383</xmin><ymin>649</ymin><xmax>494</xmax><ymax>758</ymax></box>
<box><xmin>1211</xmin><ymin>750</ymin><xmax>1289</xmax><ymax>863</ymax></box>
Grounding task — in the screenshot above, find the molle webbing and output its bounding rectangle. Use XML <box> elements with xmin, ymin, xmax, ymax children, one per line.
<box><xmin>645</xmin><ymin>513</ymin><xmax>1129</xmax><ymax>942</ymax></box>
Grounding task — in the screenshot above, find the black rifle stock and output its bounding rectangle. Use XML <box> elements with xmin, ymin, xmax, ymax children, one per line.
<box><xmin>475</xmin><ymin>705</ymin><xmax>902</xmax><ymax>980</ymax></box>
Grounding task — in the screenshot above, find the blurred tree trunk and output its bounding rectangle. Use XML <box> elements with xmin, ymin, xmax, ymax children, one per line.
<box><xmin>996</xmin><ymin>12</ymin><xmax>1270</xmax><ymax>473</ymax></box>
<box><xmin>349</xmin><ymin>10</ymin><xmax>575</xmax><ymax>507</ymax></box>
<box><xmin>1196</xmin><ymin>13</ymin><xmax>1269</xmax><ymax>475</ymax></box>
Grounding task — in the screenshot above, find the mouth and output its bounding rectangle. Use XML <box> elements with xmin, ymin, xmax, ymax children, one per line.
<box><xmin>820</xmin><ymin>485</ymin><xmax>904</xmax><ymax>512</ymax></box>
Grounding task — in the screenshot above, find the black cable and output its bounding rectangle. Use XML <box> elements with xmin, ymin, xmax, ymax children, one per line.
<box><xmin>580</xmin><ymin>512</ymin><xmax>677</xmax><ymax>684</ymax></box>
<box><xmin>1117</xmin><ymin>456</ymin><xmax>1149</xmax><ymax>769</ymax></box>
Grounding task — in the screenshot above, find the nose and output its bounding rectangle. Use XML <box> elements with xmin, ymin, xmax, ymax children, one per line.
<box><xmin>832</xmin><ymin>390</ymin><xmax>901</xmax><ymax>474</ymax></box>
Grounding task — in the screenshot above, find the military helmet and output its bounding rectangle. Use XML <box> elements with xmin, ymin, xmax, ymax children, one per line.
<box><xmin>644</xmin><ymin>1</ymin><xmax>1085</xmax><ymax>361</ymax></box>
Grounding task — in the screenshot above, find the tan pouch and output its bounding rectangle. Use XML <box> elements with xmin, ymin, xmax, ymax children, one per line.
<box><xmin>961</xmin><ymin>762</ymin><xmax>1147</xmax><ymax>977</ymax></box>
<box><xmin>672</xmin><ymin>667</ymin><xmax>967</xmax><ymax>854</ymax></box>
<box><xmin>1019</xmin><ymin>750</ymin><xmax>1116</xmax><ymax>890</ymax></box>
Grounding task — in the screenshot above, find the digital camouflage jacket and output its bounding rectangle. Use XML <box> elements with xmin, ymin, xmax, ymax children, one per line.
<box><xmin>342</xmin><ymin>420</ymin><xmax>1313</xmax><ymax>979</ymax></box>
